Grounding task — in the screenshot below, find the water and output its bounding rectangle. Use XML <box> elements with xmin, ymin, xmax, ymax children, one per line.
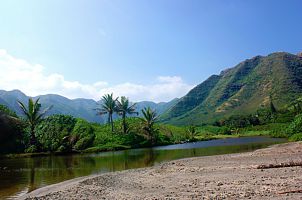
<box><xmin>0</xmin><ymin>136</ymin><xmax>286</xmax><ymax>199</ymax></box>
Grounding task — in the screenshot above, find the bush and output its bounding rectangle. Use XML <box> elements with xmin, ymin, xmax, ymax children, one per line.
<box><xmin>57</xmin><ymin>145</ymin><xmax>68</xmax><ymax>152</ymax></box>
<box><xmin>160</xmin><ymin>124</ymin><xmax>187</xmax><ymax>143</ymax></box>
<box><xmin>286</xmin><ymin>114</ymin><xmax>302</xmax><ymax>136</ymax></box>
<box><xmin>197</xmin><ymin>125</ymin><xmax>232</xmax><ymax>135</ymax></box>
<box><xmin>25</xmin><ymin>145</ymin><xmax>37</xmax><ymax>153</ymax></box>
<box><xmin>74</xmin><ymin>135</ymin><xmax>95</xmax><ymax>150</ymax></box>
<box><xmin>35</xmin><ymin>115</ymin><xmax>77</xmax><ymax>152</ymax></box>
<box><xmin>289</xmin><ymin>133</ymin><xmax>302</xmax><ymax>141</ymax></box>
<box><xmin>219</xmin><ymin>127</ymin><xmax>232</xmax><ymax>135</ymax></box>
<box><xmin>222</xmin><ymin>114</ymin><xmax>260</xmax><ymax>128</ymax></box>
<box><xmin>156</xmin><ymin>132</ymin><xmax>171</xmax><ymax>145</ymax></box>
<box><xmin>0</xmin><ymin>104</ymin><xmax>18</xmax><ymax>117</ymax></box>
<box><xmin>0</xmin><ymin>113</ymin><xmax>25</xmax><ymax>154</ymax></box>
<box><xmin>72</xmin><ymin>119</ymin><xmax>95</xmax><ymax>150</ymax></box>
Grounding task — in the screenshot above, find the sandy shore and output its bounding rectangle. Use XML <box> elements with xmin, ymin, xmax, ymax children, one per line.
<box><xmin>21</xmin><ymin>142</ymin><xmax>302</xmax><ymax>200</ymax></box>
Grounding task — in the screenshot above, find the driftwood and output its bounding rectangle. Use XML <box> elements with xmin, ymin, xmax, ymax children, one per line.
<box><xmin>278</xmin><ymin>189</ymin><xmax>302</xmax><ymax>194</ymax></box>
<box><xmin>256</xmin><ymin>161</ymin><xmax>302</xmax><ymax>169</ymax></box>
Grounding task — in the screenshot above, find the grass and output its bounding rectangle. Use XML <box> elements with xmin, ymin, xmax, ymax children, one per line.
<box><xmin>195</xmin><ymin>134</ymin><xmax>237</xmax><ymax>141</ymax></box>
<box><xmin>238</xmin><ymin>130</ymin><xmax>271</xmax><ymax>136</ymax></box>
<box><xmin>192</xmin><ymin>123</ymin><xmax>291</xmax><ymax>142</ymax></box>
<box><xmin>82</xmin><ymin>144</ymin><xmax>131</xmax><ymax>153</ymax></box>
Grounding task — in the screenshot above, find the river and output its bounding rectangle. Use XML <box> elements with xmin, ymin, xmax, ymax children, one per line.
<box><xmin>0</xmin><ymin>136</ymin><xmax>286</xmax><ymax>199</ymax></box>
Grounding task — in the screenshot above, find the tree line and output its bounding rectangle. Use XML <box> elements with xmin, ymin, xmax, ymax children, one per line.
<box><xmin>0</xmin><ymin>93</ymin><xmax>160</xmax><ymax>153</ymax></box>
<box><xmin>96</xmin><ymin>93</ymin><xmax>159</xmax><ymax>142</ymax></box>
<box><xmin>2</xmin><ymin>93</ymin><xmax>302</xmax><ymax>154</ymax></box>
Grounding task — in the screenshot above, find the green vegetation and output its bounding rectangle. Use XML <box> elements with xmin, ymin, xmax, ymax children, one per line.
<box><xmin>35</xmin><ymin>115</ymin><xmax>77</xmax><ymax>152</ymax></box>
<box><xmin>187</xmin><ymin>125</ymin><xmax>198</xmax><ymax>141</ymax></box>
<box><xmin>0</xmin><ymin>95</ymin><xmax>189</xmax><ymax>155</ymax></box>
<box><xmin>0</xmin><ymin>105</ymin><xmax>25</xmax><ymax>154</ymax></box>
<box><xmin>17</xmin><ymin>98</ymin><xmax>52</xmax><ymax>152</ymax></box>
<box><xmin>2</xmin><ymin>91</ymin><xmax>302</xmax><ymax>156</ymax></box>
<box><xmin>96</xmin><ymin>93</ymin><xmax>118</xmax><ymax>132</ymax></box>
<box><xmin>116</xmin><ymin>96</ymin><xmax>138</xmax><ymax>134</ymax></box>
<box><xmin>286</xmin><ymin>114</ymin><xmax>302</xmax><ymax>141</ymax></box>
<box><xmin>0</xmin><ymin>104</ymin><xmax>17</xmax><ymax>117</ymax></box>
<box><xmin>141</xmin><ymin>107</ymin><xmax>159</xmax><ymax>145</ymax></box>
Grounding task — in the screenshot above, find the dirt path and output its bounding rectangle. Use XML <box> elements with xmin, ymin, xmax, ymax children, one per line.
<box><xmin>21</xmin><ymin>142</ymin><xmax>302</xmax><ymax>200</ymax></box>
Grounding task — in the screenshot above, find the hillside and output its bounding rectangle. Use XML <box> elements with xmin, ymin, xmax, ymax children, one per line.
<box><xmin>134</xmin><ymin>98</ymin><xmax>179</xmax><ymax>115</ymax></box>
<box><xmin>161</xmin><ymin>52</ymin><xmax>302</xmax><ymax>125</ymax></box>
<box><xmin>0</xmin><ymin>90</ymin><xmax>177</xmax><ymax>123</ymax></box>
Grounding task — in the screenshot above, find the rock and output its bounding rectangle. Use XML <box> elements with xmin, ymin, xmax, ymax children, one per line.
<box><xmin>217</xmin><ymin>182</ymin><xmax>223</xmax><ymax>186</ymax></box>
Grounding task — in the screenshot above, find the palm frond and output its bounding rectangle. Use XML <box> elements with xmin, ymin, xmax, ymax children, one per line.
<box><xmin>36</xmin><ymin>105</ymin><xmax>53</xmax><ymax>122</ymax></box>
<box><xmin>17</xmin><ymin>100</ymin><xmax>31</xmax><ymax>119</ymax></box>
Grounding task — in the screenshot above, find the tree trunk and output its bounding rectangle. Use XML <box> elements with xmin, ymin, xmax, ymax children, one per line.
<box><xmin>148</xmin><ymin>126</ymin><xmax>154</xmax><ymax>145</ymax></box>
<box><xmin>107</xmin><ymin>114</ymin><xmax>110</xmax><ymax>124</ymax></box>
<box><xmin>122</xmin><ymin>113</ymin><xmax>126</xmax><ymax>134</ymax></box>
<box><xmin>30</xmin><ymin>125</ymin><xmax>37</xmax><ymax>146</ymax></box>
<box><xmin>110</xmin><ymin>114</ymin><xmax>114</xmax><ymax>132</ymax></box>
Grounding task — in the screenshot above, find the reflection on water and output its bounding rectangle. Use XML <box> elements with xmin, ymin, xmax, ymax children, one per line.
<box><xmin>0</xmin><ymin>136</ymin><xmax>286</xmax><ymax>199</ymax></box>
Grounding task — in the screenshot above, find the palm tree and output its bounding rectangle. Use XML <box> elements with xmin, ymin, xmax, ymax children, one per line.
<box><xmin>288</xmin><ymin>98</ymin><xmax>302</xmax><ymax>115</ymax></box>
<box><xmin>97</xmin><ymin>93</ymin><xmax>118</xmax><ymax>132</ymax></box>
<box><xmin>116</xmin><ymin>96</ymin><xmax>138</xmax><ymax>133</ymax></box>
<box><xmin>17</xmin><ymin>98</ymin><xmax>52</xmax><ymax>146</ymax></box>
<box><xmin>187</xmin><ymin>125</ymin><xmax>198</xmax><ymax>141</ymax></box>
<box><xmin>141</xmin><ymin>107</ymin><xmax>158</xmax><ymax>144</ymax></box>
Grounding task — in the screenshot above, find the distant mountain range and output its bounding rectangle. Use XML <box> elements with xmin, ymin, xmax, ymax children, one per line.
<box><xmin>161</xmin><ymin>52</ymin><xmax>302</xmax><ymax>125</ymax></box>
<box><xmin>0</xmin><ymin>90</ymin><xmax>178</xmax><ymax>123</ymax></box>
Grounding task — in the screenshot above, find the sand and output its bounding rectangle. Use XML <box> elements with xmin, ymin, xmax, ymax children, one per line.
<box><xmin>21</xmin><ymin>142</ymin><xmax>302</xmax><ymax>200</ymax></box>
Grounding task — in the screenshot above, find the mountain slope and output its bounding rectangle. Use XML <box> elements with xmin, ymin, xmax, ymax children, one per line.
<box><xmin>161</xmin><ymin>52</ymin><xmax>302</xmax><ymax>125</ymax></box>
<box><xmin>0</xmin><ymin>90</ymin><xmax>176</xmax><ymax>123</ymax></box>
<box><xmin>135</xmin><ymin>98</ymin><xmax>179</xmax><ymax>116</ymax></box>
<box><xmin>160</xmin><ymin>75</ymin><xmax>220</xmax><ymax>121</ymax></box>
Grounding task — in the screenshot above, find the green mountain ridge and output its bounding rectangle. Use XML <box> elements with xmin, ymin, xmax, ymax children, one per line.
<box><xmin>161</xmin><ymin>52</ymin><xmax>302</xmax><ymax>125</ymax></box>
<box><xmin>0</xmin><ymin>90</ymin><xmax>178</xmax><ymax>123</ymax></box>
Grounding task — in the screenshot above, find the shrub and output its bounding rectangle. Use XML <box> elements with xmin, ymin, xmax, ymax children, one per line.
<box><xmin>0</xmin><ymin>113</ymin><xmax>25</xmax><ymax>154</ymax></box>
<box><xmin>0</xmin><ymin>104</ymin><xmax>18</xmax><ymax>117</ymax></box>
<box><xmin>289</xmin><ymin>133</ymin><xmax>302</xmax><ymax>141</ymax></box>
<box><xmin>286</xmin><ymin>114</ymin><xmax>302</xmax><ymax>136</ymax></box>
<box><xmin>25</xmin><ymin>145</ymin><xmax>37</xmax><ymax>153</ymax></box>
<box><xmin>72</xmin><ymin>119</ymin><xmax>95</xmax><ymax>150</ymax></box>
<box><xmin>74</xmin><ymin>135</ymin><xmax>95</xmax><ymax>150</ymax></box>
<box><xmin>57</xmin><ymin>145</ymin><xmax>68</xmax><ymax>152</ymax></box>
<box><xmin>35</xmin><ymin>115</ymin><xmax>77</xmax><ymax>152</ymax></box>
<box><xmin>222</xmin><ymin>114</ymin><xmax>260</xmax><ymax>128</ymax></box>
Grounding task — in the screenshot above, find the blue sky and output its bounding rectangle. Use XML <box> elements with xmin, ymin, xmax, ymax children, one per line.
<box><xmin>0</xmin><ymin>0</ymin><xmax>301</xmax><ymax>102</ymax></box>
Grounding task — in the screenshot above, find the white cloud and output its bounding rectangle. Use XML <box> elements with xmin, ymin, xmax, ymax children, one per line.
<box><xmin>157</xmin><ymin>76</ymin><xmax>182</xmax><ymax>83</ymax></box>
<box><xmin>0</xmin><ymin>49</ymin><xmax>195</xmax><ymax>102</ymax></box>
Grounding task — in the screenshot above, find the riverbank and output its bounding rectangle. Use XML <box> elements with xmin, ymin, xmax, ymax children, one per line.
<box><xmin>0</xmin><ymin>134</ymin><xmax>260</xmax><ymax>159</ymax></box>
<box><xmin>21</xmin><ymin>141</ymin><xmax>302</xmax><ymax>199</ymax></box>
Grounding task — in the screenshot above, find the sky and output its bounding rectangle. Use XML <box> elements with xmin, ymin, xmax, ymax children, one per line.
<box><xmin>0</xmin><ymin>0</ymin><xmax>301</xmax><ymax>102</ymax></box>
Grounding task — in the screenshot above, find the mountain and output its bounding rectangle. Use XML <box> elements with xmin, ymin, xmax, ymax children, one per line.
<box><xmin>134</xmin><ymin>98</ymin><xmax>179</xmax><ymax>116</ymax></box>
<box><xmin>0</xmin><ymin>90</ymin><xmax>177</xmax><ymax>123</ymax></box>
<box><xmin>161</xmin><ymin>52</ymin><xmax>302</xmax><ymax>125</ymax></box>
